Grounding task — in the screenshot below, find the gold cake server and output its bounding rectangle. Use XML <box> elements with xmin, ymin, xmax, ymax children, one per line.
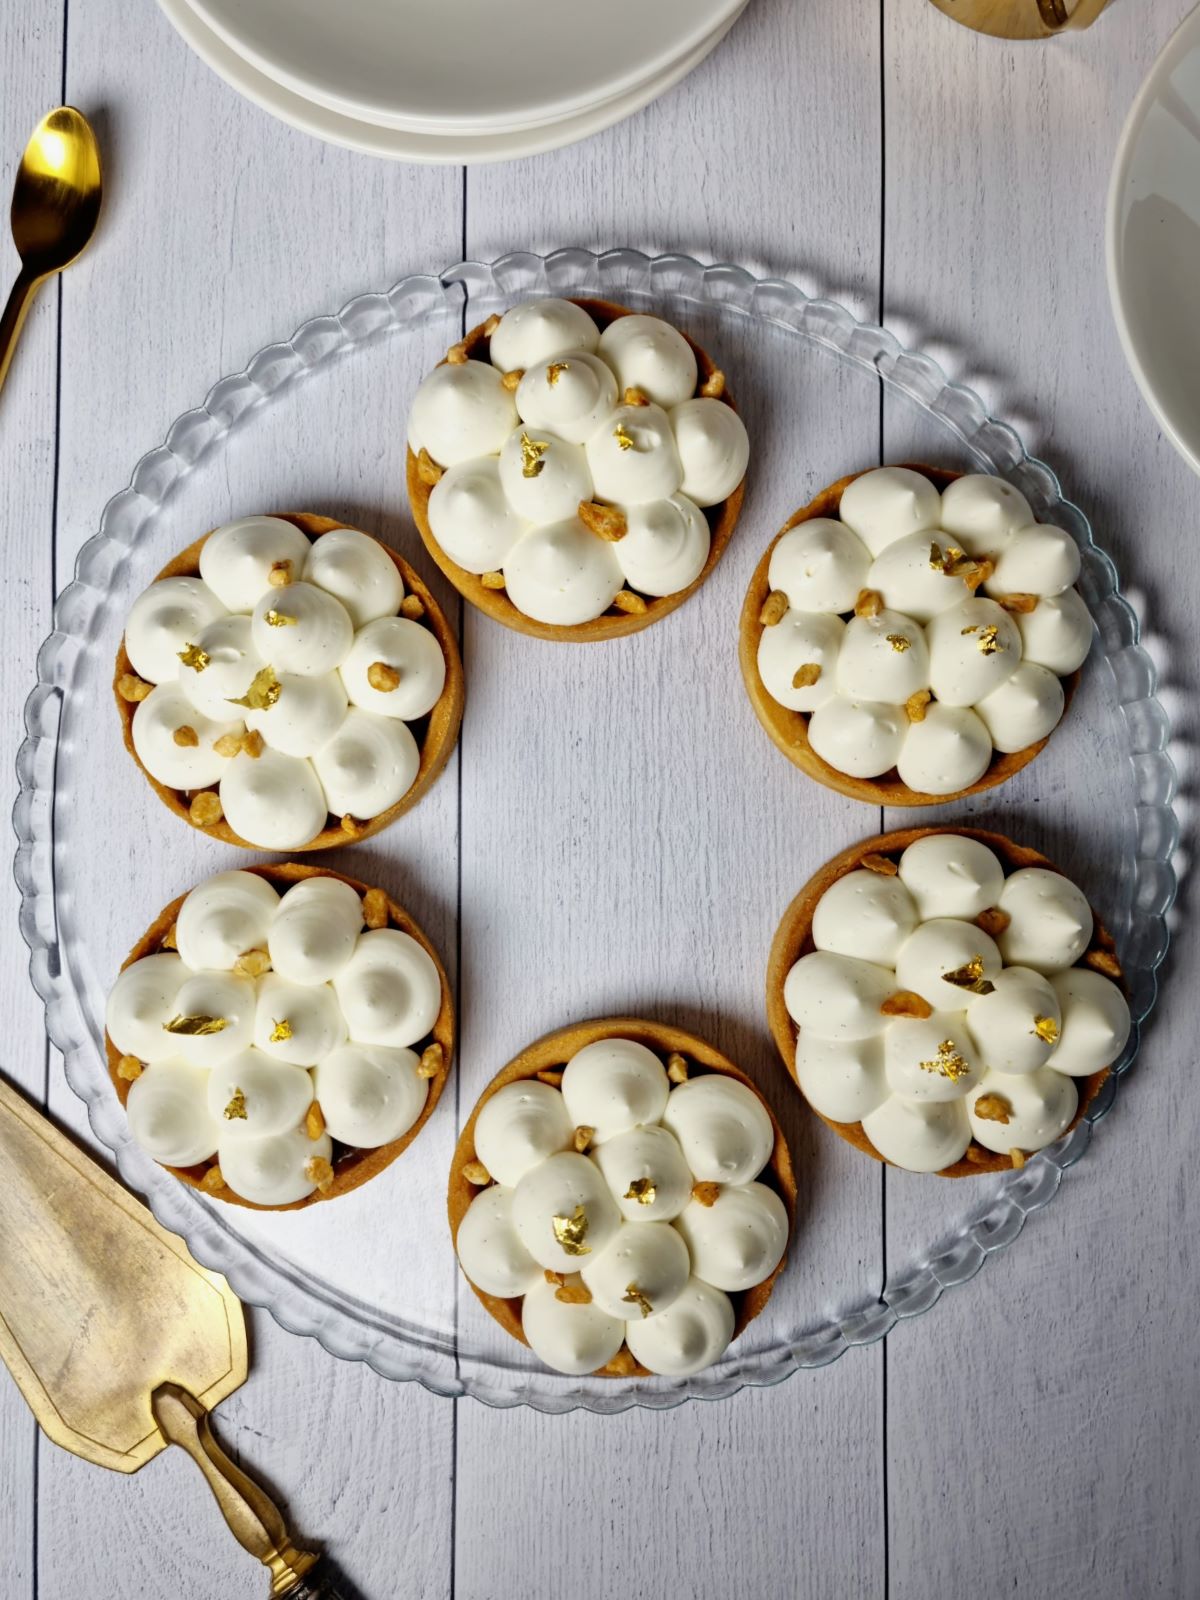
<box><xmin>0</xmin><ymin>1072</ymin><xmax>346</xmax><ymax>1598</ymax></box>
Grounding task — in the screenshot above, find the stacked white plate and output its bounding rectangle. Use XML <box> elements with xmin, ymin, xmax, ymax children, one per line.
<box><xmin>157</xmin><ymin>0</ymin><xmax>750</xmax><ymax>162</ymax></box>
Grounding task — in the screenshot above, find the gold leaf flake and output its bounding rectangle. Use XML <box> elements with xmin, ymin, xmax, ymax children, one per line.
<box><xmin>941</xmin><ymin>955</ymin><xmax>996</xmax><ymax>995</ymax></box>
<box><xmin>228</xmin><ymin>665</ymin><xmax>282</xmax><ymax>710</ymax></box>
<box><xmin>961</xmin><ymin>623</ymin><xmax>1004</xmax><ymax>655</ymax></box>
<box><xmin>270</xmin><ymin>1018</ymin><xmax>293</xmax><ymax>1043</ymax></box>
<box><xmin>885</xmin><ymin>633</ymin><xmax>911</xmax><ymax>653</ymax></box>
<box><xmin>178</xmin><ymin>642</ymin><xmax>210</xmax><ymax>671</ymax></box>
<box><xmin>929</xmin><ymin>542</ymin><xmax>965</xmax><ymax>573</ymax></box>
<box><xmin>1032</xmin><ymin>1014</ymin><xmax>1060</xmax><ymax>1044</ymax></box>
<box><xmin>163</xmin><ymin>1014</ymin><xmax>228</xmax><ymax>1036</ymax></box>
<box><xmin>223</xmin><ymin>1087</ymin><xmax>248</xmax><ymax>1120</ymax></box>
<box><xmin>613</xmin><ymin>422</ymin><xmax>635</xmax><ymax>452</ymax></box>
<box><xmin>622</xmin><ymin>1282</ymin><xmax>654</xmax><ymax>1318</ymax></box>
<box><xmin>919</xmin><ymin>1040</ymin><xmax>971</xmax><ymax>1082</ymax></box>
<box><xmin>624</xmin><ymin>1177</ymin><xmax>657</xmax><ymax>1207</ymax></box>
<box><xmin>546</xmin><ymin>361</ymin><xmax>569</xmax><ymax>386</ymax></box>
<box><xmin>264</xmin><ymin>609</ymin><xmax>298</xmax><ymax>628</ymax></box>
<box><xmin>519</xmin><ymin>433</ymin><xmax>549</xmax><ymax>478</ymax></box>
<box><xmin>551</xmin><ymin>1205</ymin><xmax>591</xmax><ymax>1257</ymax></box>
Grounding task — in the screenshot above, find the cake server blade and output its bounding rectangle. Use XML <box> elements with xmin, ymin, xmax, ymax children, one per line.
<box><xmin>0</xmin><ymin>1071</ymin><xmax>346</xmax><ymax>1598</ymax></box>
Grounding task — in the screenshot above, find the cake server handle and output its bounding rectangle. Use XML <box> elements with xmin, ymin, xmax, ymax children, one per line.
<box><xmin>151</xmin><ymin>1382</ymin><xmax>348</xmax><ymax>1598</ymax></box>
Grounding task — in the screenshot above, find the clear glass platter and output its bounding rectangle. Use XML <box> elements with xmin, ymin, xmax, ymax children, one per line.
<box><xmin>14</xmin><ymin>250</ymin><xmax>1178</xmax><ymax>1413</ymax></box>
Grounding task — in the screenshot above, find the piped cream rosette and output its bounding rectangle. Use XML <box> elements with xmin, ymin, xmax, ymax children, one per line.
<box><xmin>114</xmin><ymin>514</ymin><xmax>464</xmax><ymax>850</ymax></box>
<box><xmin>740</xmin><ymin>467</ymin><xmax>1090</xmax><ymax>804</ymax></box>
<box><xmin>448</xmin><ymin>1020</ymin><xmax>795</xmax><ymax>1379</ymax></box>
<box><xmin>105</xmin><ymin>864</ymin><xmax>454</xmax><ymax>1209</ymax></box>
<box><xmin>406</xmin><ymin>297</ymin><xmax>748</xmax><ymax>641</ymax></box>
<box><xmin>766</xmin><ymin>827</ymin><xmax>1129</xmax><ymax>1177</ymax></box>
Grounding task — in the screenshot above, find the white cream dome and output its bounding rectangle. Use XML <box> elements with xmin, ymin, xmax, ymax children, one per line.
<box><xmin>110</xmin><ymin>870</ymin><xmax>445</xmax><ymax>1204</ymax></box>
<box><xmin>755</xmin><ymin>469</ymin><xmax>1086</xmax><ymax>793</ymax></box>
<box><xmin>783</xmin><ymin>835</ymin><xmax>1124</xmax><ymax>1171</ymax></box>
<box><xmin>456</xmin><ymin>1041</ymin><xmax>788</xmax><ymax>1378</ymax></box>
<box><xmin>123</xmin><ymin>521</ymin><xmax>449</xmax><ymax>849</ymax></box>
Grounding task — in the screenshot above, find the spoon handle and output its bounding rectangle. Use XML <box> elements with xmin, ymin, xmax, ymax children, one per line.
<box><xmin>0</xmin><ymin>267</ymin><xmax>42</xmax><ymax>403</ymax></box>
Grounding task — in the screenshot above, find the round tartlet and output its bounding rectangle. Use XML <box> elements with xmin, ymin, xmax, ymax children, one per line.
<box><xmin>767</xmin><ymin>827</ymin><xmax>1128</xmax><ymax>1177</ymax></box>
<box><xmin>114</xmin><ymin>514</ymin><xmax>465</xmax><ymax>850</ymax></box>
<box><xmin>105</xmin><ymin>862</ymin><xmax>454</xmax><ymax>1210</ymax></box>
<box><xmin>448</xmin><ymin>1019</ymin><xmax>796</xmax><ymax>1378</ymax></box>
<box><xmin>406</xmin><ymin>297</ymin><xmax>747</xmax><ymax>642</ymax></box>
<box><xmin>740</xmin><ymin>467</ymin><xmax>1087</xmax><ymax>805</ymax></box>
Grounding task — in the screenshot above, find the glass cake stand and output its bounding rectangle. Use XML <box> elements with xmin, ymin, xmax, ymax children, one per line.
<box><xmin>14</xmin><ymin>250</ymin><xmax>1178</xmax><ymax>1412</ymax></box>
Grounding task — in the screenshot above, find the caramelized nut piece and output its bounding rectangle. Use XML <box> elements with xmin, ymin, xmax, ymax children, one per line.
<box><xmin>862</xmin><ymin>852</ymin><xmax>898</xmax><ymax>876</ymax></box>
<box><xmin>666</xmin><ymin>1053</ymin><xmax>689</xmax><ymax>1084</ymax></box>
<box><xmin>691</xmin><ymin>1181</ymin><xmax>720</xmax><ymax>1207</ymax></box>
<box><xmin>612</xmin><ymin>590</ymin><xmax>647</xmax><ymax>615</ymax></box>
<box><xmin>543</xmin><ymin>1269</ymin><xmax>565</xmax><ymax>1287</ymax></box>
<box><xmin>189</xmin><ymin>791</ymin><xmax>223</xmax><ymax>827</ymax></box>
<box><xmin>305</xmin><ymin>1155</ymin><xmax>336</xmax><ymax>1194</ymax></box>
<box><xmin>854</xmin><ymin>588</ymin><xmax>883</xmax><ymax>619</ymax></box>
<box><xmin>173</xmin><ymin>724</ymin><xmax>199</xmax><ymax>748</ymax></box>
<box><xmin>622</xmin><ymin>386</ymin><xmax>650</xmax><ymax>406</ymax></box>
<box><xmin>573</xmin><ymin>1124</ymin><xmax>595</xmax><ymax>1153</ymax></box>
<box><xmin>500</xmin><ymin>368</ymin><xmax>524</xmax><ymax>392</ymax></box>
<box><xmin>416</xmin><ymin>447</ymin><xmax>444</xmax><ymax>487</ymax></box>
<box><xmin>361</xmin><ymin>888</ymin><xmax>389</xmax><ymax>929</ymax></box>
<box><xmin>462</xmin><ymin>1160</ymin><xmax>491</xmax><ymax>1186</ymax></box>
<box><xmin>1009</xmin><ymin>1148</ymin><xmax>1027</xmax><ymax>1170</ymax></box>
<box><xmin>399</xmin><ymin>594</ymin><xmax>425</xmax><ymax>621</ymax></box>
<box><xmin>997</xmin><ymin>591</ymin><xmax>1038</xmax><ymax>614</ymax></box>
<box><xmin>1085</xmin><ymin>948</ymin><xmax>1123</xmax><ymax>980</ymax></box>
<box><xmin>536</xmin><ymin>1069</ymin><xmax>563</xmax><ymax>1088</ymax></box>
<box><xmin>234</xmin><ymin>947</ymin><xmax>271</xmax><ymax>979</ymax></box>
<box><xmin>975</xmin><ymin>907</ymin><xmax>1011</xmax><ymax>937</ymax></box>
<box><xmin>268</xmin><ymin>559</ymin><xmax>293</xmax><ymax>588</ymax></box>
<box><xmin>240</xmin><ymin>729</ymin><xmax>265</xmax><ymax>759</ymax></box>
<box><xmin>965</xmin><ymin>1145</ymin><xmax>991</xmax><ymax>1166</ymax></box>
<box><xmin>445</xmin><ymin>340</ymin><xmax>469</xmax><ymax>365</ymax></box>
<box><xmin>199</xmin><ymin>1165</ymin><xmax>227</xmax><ymax>1193</ymax></box>
<box><xmin>577</xmin><ymin>500</ymin><xmax>628</xmax><ymax>542</ymax></box>
<box><xmin>305</xmin><ymin>1102</ymin><xmax>326</xmax><ymax>1141</ymax></box>
<box><xmin>367</xmin><ymin>660</ymin><xmax>401</xmax><ymax>693</ymax></box>
<box><xmin>117</xmin><ymin>672</ymin><xmax>152</xmax><ymax>703</ymax></box>
<box><xmin>213</xmin><ymin>733</ymin><xmax>242</xmax><ymax>758</ymax></box>
<box><xmin>116</xmin><ymin>1055</ymin><xmax>143</xmax><ymax>1082</ymax></box>
<box><xmin>482</xmin><ymin>314</ymin><xmax>501</xmax><ymax>337</ymax></box>
<box><xmin>555</xmin><ymin>1280</ymin><xmax>593</xmax><ymax>1306</ymax></box>
<box><xmin>759</xmin><ymin>590</ymin><xmax>789</xmax><ymax>627</ymax></box>
<box><xmin>418</xmin><ymin>1042</ymin><xmax>444</xmax><ymax>1080</ymax></box>
<box><xmin>792</xmin><ymin>663</ymin><xmax>822</xmax><ymax>690</ymax></box>
<box><xmin>881</xmin><ymin>990</ymin><xmax>933</xmax><ymax>1019</ymax></box>
<box><xmin>480</xmin><ymin>570</ymin><xmax>506</xmax><ymax>590</ymax></box>
<box><xmin>973</xmin><ymin>1093</ymin><xmax>1013</xmax><ymax>1125</ymax></box>
<box><xmin>905</xmin><ymin>689</ymin><xmax>932</xmax><ymax>724</ymax></box>
<box><xmin>699</xmin><ymin>369</ymin><xmax>726</xmax><ymax>399</ymax></box>
<box><xmin>160</xmin><ymin>923</ymin><xmax>178</xmax><ymax>951</ymax></box>
<box><xmin>341</xmin><ymin>814</ymin><xmax>364</xmax><ymax>838</ymax></box>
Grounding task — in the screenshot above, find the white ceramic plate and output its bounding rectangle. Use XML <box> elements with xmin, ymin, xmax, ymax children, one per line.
<box><xmin>183</xmin><ymin>0</ymin><xmax>745</xmax><ymax>133</ymax></box>
<box><xmin>157</xmin><ymin>0</ymin><xmax>745</xmax><ymax>163</ymax></box>
<box><xmin>1107</xmin><ymin>3</ymin><xmax>1200</xmax><ymax>477</ymax></box>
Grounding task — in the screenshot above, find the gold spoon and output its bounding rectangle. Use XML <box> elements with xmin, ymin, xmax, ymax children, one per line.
<box><xmin>0</xmin><ymin>107</ymin><xmax>101</xmax><ymax>400</ymax></box>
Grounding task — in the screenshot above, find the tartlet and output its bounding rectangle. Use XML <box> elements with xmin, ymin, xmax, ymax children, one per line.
<box><xmin>766</xmin><ymin>827</ymin><xmax>1128</xmax><ymax>1177</ymax></box>
<box><xmin>448</xmin><ymin>1018</ymin><xmax>796</xmax><ymax>1378</ymax></box>
<box><xmin>406</xmin><ymin>296</ymin><xmax>748</xmax><ymax>642</ymax></box>
<box><xmin>105</xmin><ymin>862</ymin><xmax>454</xmax><ymax>1210</ymax></box>
<box><xmin>114</xmin><ymin>513</ymin><xmax>465</xmax><ymax>850</ymax></box>
<box><xmin>740</xmin><ymin>466</ymin><xmax>1088</xmax><ymax>805</ymax></box>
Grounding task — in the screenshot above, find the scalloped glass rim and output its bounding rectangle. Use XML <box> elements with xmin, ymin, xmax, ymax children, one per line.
<box><xmin>12</xmin><ymin>249</ymin><xmax>1179</xmax><ymax>1414</ymax></box>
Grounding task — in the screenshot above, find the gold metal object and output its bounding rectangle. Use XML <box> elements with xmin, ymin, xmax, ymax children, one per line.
<box><xmin>929</xmin><ymin>0</ymin><xmax>1110</xmax><ymax>38</ymax></box>
<box><xmin>0</xmin><ymin>1074</ymin><xmax>321</xmax><ymax>1596</ymax></box>
<box><xmin>0</xmin><ymin>107</ymin><xmax>102</xmax><ymax>403</ymax></box>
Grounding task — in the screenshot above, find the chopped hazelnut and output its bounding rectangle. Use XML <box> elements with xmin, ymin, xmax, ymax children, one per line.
<box><xmin>268</xmin><ymin>560</ymin><xmax>293</xmax><ymax>588</ymax></box>
<box><xmin>418</xmin><ymin>1043</ymin><xmax>444</xmax><ymax>1080</ymax></box>
<box><xmin>555</xmin><ymin>1281</ymin><xmax>593</xmax><ymax>1306</ymax></box>
<box><xmin>997</xmin><ymin>592</ymin><xmax>1038</xmax><ymax>614</ymax></box>
<box><xmin>1085</xmin><ymin>948</ymin><xmax>1123</xmax><ymax>980</ymax></box>
<box><xmin>861</xmin><ymin>852</ymin><xmax>898</xmax><ymax>876</ymax></box>
<box><xmin>482</xmin><ymin>314</ymin><xmax>501</xmax><ymax>337</ymax></box>
<box><xmin>116</xmin><ymin>1055</ymin><xmax>143</xmax><ymax>1082</ymax></box>
<box><xmin>240</xmin><ymin>729</ymin><xmax>265</xmax><ymax>759</ymax></box>
<box><xmin>622</xmin><ymin>386</ymin><xmax>650</xmax><ymax>407</ymax></box>
<box><xmin>666</xmin><ymin>1053</ymin><xmax>689</xmax><ymax>1084</ymax></box>
<box><xmin>462</xmin><ymin>1160</ymin><xmax>491</xmax><ymax>1186</ymax></box>
<box><xmin>881</xmin><ymin>990</ymin><xmax>933</xmax><ymax>1019</ymax></box>
<box><xmin>500</xmin><ymin>368</ymin><xmax>524</xmax><ymax>391</ymax></box>
<box><xmin>612</xmin><ymin>590</ymin><xmax>647</xmax><ymax>615</ymax></box>
<box><xmin>792</xmin><ymin>663</ymin><xmax>822</xmax><ymax>689</ymax></box>
<box><xmin>573</xmin><ymin>1125</ymin><xmax>595</xmax><ymax>1153</ymax></box>
<box><xmin>160</xmin><ymin>923</ymin><xmax>178</xmax><ymax>951</ymax></box>
<box><xmin>854</xmin><ymin>588</ymin><xmax>883</xmax><ymax>619</ymax></box>
<box><xmin>577</xmin><ymin>500</ymin><xmax>628</xmax><ymax>542</ymax></box>
<box><xmin>361</xmin><ymin>888</ymin><xmax>389</xmax><ymax>929</ymax></box>
<box><xmin>117</xmin><ymin>672</ymin><xmax>152</xmax><ymax>703</ymax></box>
<box><xmin>213</xmin><ymin>733</ymin><xmax>242</xmax><ymax>757</ymax></box>
<box><xmin>536</xmin><ymin>1069</ymin><xmax>563</xmax><ymax>1088</ymax></box>
<box><xmin>445</xmin><ymin>341</ymin><xmax>468</xmax><ymax>365</ymax></box>
<box><xmin>305</xmin><ymin>1156</ymin><xmax>336</xmax><ymax>1194</ymax></box>
<box><xmin>305</xmin><ymin>1102</ymin><xmax>326</xmax><ymax>1140</ymax></box>
<box><xmin>416</xmin><ymin>448</ymin><xmax>443</xmax><ymax>487</ymax></box>
<box><xmin>340</xmin><ymin>814</ymin><xmax>364</xmax><ymax>838</ymax></box>
<box><xmin>400</xmin><ymin>594</ymin><xmax>425</xmax><ymax>621</ymax></box>
<box><xmin>975</xmin><ymin>907</ymin><xmax>1011</xmax><ymax>937</ymax></box>
<box><xmin>905</xmin><ymin>689</ymin><xmax>932</xmax><ymax>723</ymax></box>
<box><xmin>189</xmin><ymin>791</ymin><xmax>223</xmax><ymax>827</ymax></box>
<box><xmin>199</xmin><ymin>1165</ymin><xmax>227</xmax><ymax>1193</ymax></box>
<box><xmin>759</xmin><ymin>590</ymin><xmax>788</xmax><ymax>627</ymax></box>
<box><xmin>691</xmin><ymin>1181</ymin><xmax>720</xmax><ymax>1207</ymax></box>
<box><xmin>367</xmin><ymin>661</ymin><xmax>401</xmax><ymax>693</ymax></box>
<box><xmin>973</xmin><ymin>1093</ymin><xmax>1013</xmax><ymax>1125</ymax></box>
<box><xmin>480</xmin><ymin>570</ymin><xmax>506</xmax><ymax>590</ymax></box>
<box><xmin>173</xmin><ymin>724</ymin><xmax>199</xmax><ymax>748</ymax></box>
<box><xmin>699</xmin><ymin>369</ymin><xmax>726</xmax><ymax>399</ymax></box>
<box><xmin>234</xmin><ymin>947</ymin><xmax>271</xmax><ymax>979</ymax></box>
<box><xmin>1009</xmin><ymin>1148</ymin><xmax>1027</xmax><ymax>1170</ymax></box>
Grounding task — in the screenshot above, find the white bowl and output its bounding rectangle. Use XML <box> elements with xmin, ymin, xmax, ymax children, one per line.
<box><xmin>1107</xmin><ymin>3</ymin><xmax>1200</xmax><ymax>478</ymax></box>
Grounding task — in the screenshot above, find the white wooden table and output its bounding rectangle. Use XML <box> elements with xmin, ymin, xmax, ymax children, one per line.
<box><xmin>2</xmin><ymin>0</ymin><xmax>1197</xmax><ymax>1594</ymax></box>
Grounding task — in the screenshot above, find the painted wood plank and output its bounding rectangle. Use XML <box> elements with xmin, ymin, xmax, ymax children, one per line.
<box><xmin>0</xmin><ymin>9</ymin><xmax>67</xmax><ymax>1600</ymax></box>
<box><xmin>881</xmin><ymin>2</ymin><xmax>1200</xmax><ymax>1595</ymax></box>
<box><xmin>458</xmin><ymin>3</ymin><xmax>888</xmax><ymax>1593</ymax></box>
<box><xmin>26</xmin><ymin>3</ymin><xmax>463</xmax><ymax>1595</ymax></box>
